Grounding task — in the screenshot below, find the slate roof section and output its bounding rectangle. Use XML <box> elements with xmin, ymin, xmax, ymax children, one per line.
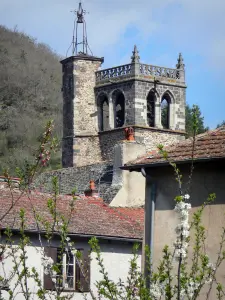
<box><xmin>0</xmin><ymin>188</ymin><xmax>144</xmax><ymax>240</ymax></box>
<box><xmin>123</xmin><ymin>126</ymin><xmax>225</xmax><ymax>169</ymax></box>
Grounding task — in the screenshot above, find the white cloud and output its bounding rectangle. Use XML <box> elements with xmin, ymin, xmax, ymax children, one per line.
<box><xmin>0</xmin><ymin>0</ymin><xmax>225</xmax><ymax>72</ymax></box>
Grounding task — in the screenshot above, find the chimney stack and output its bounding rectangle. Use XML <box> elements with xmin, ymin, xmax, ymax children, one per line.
<box><xmin>84</xmin><ymin>180</ymin><xmax>99</xmax><ymax>197</ymax></box>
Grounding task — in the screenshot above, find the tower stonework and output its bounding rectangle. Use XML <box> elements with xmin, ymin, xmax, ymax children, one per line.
<box><xmin>61</xmin><ymin>46</ymin><xmax>186</xmax><ymax>168</ymax></box>
<box><xmin>61</xmin><ymin>54</ymin><xmax>104</xmax><ymax>167</ymax></box>
<box><xmin>37</xmin><ymin>4</ymin><xmax>187</xmax><ymax>207</ymax></box>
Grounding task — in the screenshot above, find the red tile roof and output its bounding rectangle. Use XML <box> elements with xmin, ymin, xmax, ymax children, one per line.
<box><xmin>0</xmin><ymin>188</ymin><xmax>144</xmax><ymax>240</ymax></box>
<box><xmin>124</xmin><ymin>126</ymin><xmax>225</xmax><ymax>168</ymax></box>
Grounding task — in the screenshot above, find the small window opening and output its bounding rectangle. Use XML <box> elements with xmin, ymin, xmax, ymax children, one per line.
<box><xmin>147</xmin><ymin>91</ymin><xmax>155</xmax><ymax>127</ymax></box>
<box><xmin>115</xmin><ymin>92</ymin><xmax>125</xmax><ymax>128</ymax></box>
<box><xmin>161</xmin><ymin>94</ymin><xmax>170</xmax><ymax>129</ymax></box>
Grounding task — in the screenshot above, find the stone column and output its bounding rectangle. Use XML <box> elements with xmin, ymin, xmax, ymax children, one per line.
<box><xmin>169</xmin><ymin>102</ymin><xmax>176</xmax><ymax>130</ymax></box>
<box><xmin>154</xmin><ymin>100</ymin><xmax>162</xmax><ymax>128</ymax></box>
<box><xmin>108</xmin><ymin>94</ymin><xmax>114</xmax><ymax>129</ymax></box>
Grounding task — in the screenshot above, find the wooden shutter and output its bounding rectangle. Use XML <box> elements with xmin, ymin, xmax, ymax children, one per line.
<box><xmin>43</xmin><ymin>247</ymin><xmax>57</xmax><ymax>290</ymax></box>
<box><xmin>77</xmin><ymin>249</ymin><xmax>90</xmax><ymax>292</ymax></box>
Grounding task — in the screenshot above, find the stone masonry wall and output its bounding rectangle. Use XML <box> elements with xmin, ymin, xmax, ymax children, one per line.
<box><xmin>95</xmin><ymin>79</ymin><xmax>186</xmax><ymax>131</ymax></box>
<box><xmin>35</xmin><ymin>163</ymin><xmax>112</xmax><ymax>195</ymax></box>
<box><xmin>61</xmin><ymin>56</ymin><xmax>185</xmax><ymax>168</ymax></box>
<box><xmin>74</xmin><ymin>126</ymin><xmax>185</xmax><ymax>166</ymax></box>
<box><xmin>99</xmin><ymin>129</ymin><xmax>125</xmax><ymax>162</ymax></box>
<box><xmin>61</xmin><ymin>56</ymin><xmax>102</xmax><ymax>167</ymax></box>
<box><xmin>73</xmin><ymin>59</ymin><xmax>101</xmax><ymax>135</ymax></box>
<box><xmin>95</xmin><ymin>80</ymin><xmax>136</xmax><ymax>126</ymax></box>
<box><xmin>34</xmin><ymin>163</ymin><xmax>121</xmax><ymax>203</ymax></box>
<box><xmin>135</xmin><ymin>127</ymin><xmax>185</xmax><ymax>152</ymax></box>
<box><xmin>74</xmin><ymin>136</ymin><xmax>102</xmax><ymax>166</ymax></box>
<box><xmin>133</xmin><ymin>80</ymin><xmax>186</xmax><ymax>131</ymax></box>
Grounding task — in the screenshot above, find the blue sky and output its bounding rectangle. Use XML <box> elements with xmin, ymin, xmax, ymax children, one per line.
<box><xmin>1</xmin><ymin>0</ymin><xmax>225</xmax><ymax>128</ymax></box>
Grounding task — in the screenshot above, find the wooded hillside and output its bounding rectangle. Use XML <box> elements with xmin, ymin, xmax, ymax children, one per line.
<box><xmin>0</xmin><ymin>25</ymin><xmax>62</xmax><ymax>173</ymax></box>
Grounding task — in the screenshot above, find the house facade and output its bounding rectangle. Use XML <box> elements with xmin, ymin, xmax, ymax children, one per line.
<box><xmin>0</xmin><ymin>183</ymin><xmax>144</xmax><ymax>299</ymax></box>
<box><xmin>123</xmin><ymin>126</ymin><xmax>225</xmax><ymax>299</ymax></box>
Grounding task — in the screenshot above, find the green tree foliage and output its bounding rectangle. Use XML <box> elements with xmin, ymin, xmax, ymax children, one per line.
<box><xmin>0</xmin><ymin>25</ymin><xmax>62</xmax><ymax>173</ymax></box>
<box><xmin>185</xmin><ymin>104</ymin><xmax>209</xmax><ymax>137</ymax></box>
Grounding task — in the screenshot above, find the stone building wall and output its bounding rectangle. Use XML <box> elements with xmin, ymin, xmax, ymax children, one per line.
<box><xmin>98</xmin><ymin>126</ymin><xmax>185</xmax><ymax>163</ymax></box>
<box><xmin>61</xmin><ymin>51</ymin><xmax>186</xmax><ymax>168</ymax></box>
<box><xmin>95</xmin><ymin>79</ymin><xmax>186</xmax><ymax>131</ymax></box>
<box><xmin>72</xmin><ymin>59</ymin><xmax>102</xmax><ymax>135</ymax></box>
<box><xmin>99</xmin><ymin>129</ymin><xmax>125</xmax><ymax>162</ymax></box>
<box><xmin>67</xmin><ymin>126</ymin><xmax>185</xmax><ymax>168</ymax></box>
<box><xmin>61</xmin><ymin>55</ymin><xmax>103</xmax><ymax>168</ymax></box>
<box><xmin>95</xmin><ymin>80</ymin><xmax>136</xmax><ymax>127</ymax></box>
<box><xmin>134</xmin><ymin>81</ymin><xmax>186</xmax><ymax>131</ymax></box>
<box><xmin>35</xmin><ymin>163</ymin><xmax>112</xmax><ymax>195</ymax></box>
<box><xmin>135</xmin><ymin>127</ymin><xmax>185</xmax><ymax>152</ymax></box>
<box><xmin>74</xmin><ymin>136</ymin><xmax>102</xmax><ymax>166</ymax></box>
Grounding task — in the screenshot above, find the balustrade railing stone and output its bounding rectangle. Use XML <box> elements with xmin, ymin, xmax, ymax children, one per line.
<box><xmin>139</xmin><ymin>64</ymin><xmax>181</xmax><ymax>80</ymax></box>
<box><xmin>95</xmin><ymin>63</ymin><xmax>184</xmax><ymax>83</ymax></box>
<box><xmin>95</xmin><ymin>64</ymin><xmax>131</xmax><ymax>81</ymax></box>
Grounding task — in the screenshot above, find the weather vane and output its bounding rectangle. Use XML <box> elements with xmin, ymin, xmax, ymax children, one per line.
<box><xmin>66</xmin><ymin>1</ymin><xmax>93</xmax><ymax>57</ymax></box>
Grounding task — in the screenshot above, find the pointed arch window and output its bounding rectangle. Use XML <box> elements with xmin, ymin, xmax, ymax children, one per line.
<box><xmin>161</xmin><ymin>94</ymin><xmax>171</xmax><ymax>129</ymax></box>
<box><xmin>99</xmin><ymin>95</ymin><xmax>109</xmax><ymax>131</ymax></box>
<box><xmin>113</xmin><ymin>91</ymin><xmax>125</xmax><ymax>128</ymax></box>
<box><xmin>147</xmin><ymin>90</ymin><xmax>155</xmax><ymax>127</ymax></box>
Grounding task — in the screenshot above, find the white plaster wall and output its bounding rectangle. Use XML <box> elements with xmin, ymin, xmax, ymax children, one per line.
<box><xmin>0</xmin><ymin>242</ymin><xmax>141</xmax><ymax>300</ymax></box>
<box><xmin>145</xmin><ymin>161</ymin><xmax>225</xmax><ymax>300</ymax></box>
<box><xmin>110</xmin><ymin>141</ymin><xmax>146</xmax><ymax>207</ymax></box>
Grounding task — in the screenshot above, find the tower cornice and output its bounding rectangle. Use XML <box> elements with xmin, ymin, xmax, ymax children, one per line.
<box><xmin>61</xmin><ymin>54</ymin><xmax>104</xmax><ymax>65</ymax></box>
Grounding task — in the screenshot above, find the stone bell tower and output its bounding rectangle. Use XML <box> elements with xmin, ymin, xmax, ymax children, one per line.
<box><xmin>61</xmin><ymin>2</ymin><xmax>104</xmax><ymax>168</ymax></box>
<box><xmin>94</xmin><ymin>46</ymin><xmax>186</xmax><ymax>163</ymax></box>
<box><xmin>61</xmin><ymin>1</ymin><xmax>186</xmax><ymax>169</ymax></box>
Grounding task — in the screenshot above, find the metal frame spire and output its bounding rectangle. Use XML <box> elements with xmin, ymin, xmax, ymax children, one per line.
<box><xmin>67</xmin><ymin>1</ymin><xmax>93</xmax><ymax>57</ymax></box>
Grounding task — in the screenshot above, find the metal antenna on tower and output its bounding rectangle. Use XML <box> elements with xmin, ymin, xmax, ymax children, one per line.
<box><xmin>66</xmin><ymin>1</ymin><xmax>93</xmax><ymax>57</ymax></box>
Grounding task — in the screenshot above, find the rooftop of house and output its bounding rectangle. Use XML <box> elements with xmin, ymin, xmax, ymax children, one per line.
<box><xmin>0</xmin><ymin>186</ymin><xmax>144</xmax><ymax>241</ymax></box>
<box><xmin>123</xmin><ymin>126</ymin><xmax>225</xmax><ymax>170</ymax></box>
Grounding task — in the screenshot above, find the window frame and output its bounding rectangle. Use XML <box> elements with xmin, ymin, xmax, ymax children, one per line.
<box><xmin>43</xmin><ymin>247</ymin><xmax>90</xmax><ymax>293</ymax></box>
<box><xmin>56</xmin><ymin>249</ymin><xmax>76</xmax><ymax>291</ymax></box>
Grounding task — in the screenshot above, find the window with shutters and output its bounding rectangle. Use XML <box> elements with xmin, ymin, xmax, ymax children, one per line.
<box><xmin>43</xmin><ymin>247</ymin><xmax>90</xmax><ymax>292</ymax></box>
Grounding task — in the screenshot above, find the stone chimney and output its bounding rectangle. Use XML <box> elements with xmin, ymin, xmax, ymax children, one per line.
<box><xmin>110</xmin><ymin>127</ymin><xmax>146</xmax><ymax>207</ymax></box>
<box><xmin>84</xmin><ymin>180</ymin><xmax>99</xmax><ymax>198</ymax></box>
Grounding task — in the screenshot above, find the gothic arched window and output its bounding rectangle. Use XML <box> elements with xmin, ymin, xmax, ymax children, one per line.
<box><xmin>161</xmin><ymin>93</ymin><xmax>171</xmax><ymax>129</ymax></box>
<box><xmin>147</xmin><ymin>90</ymin><xmax>155</xmax><ymax>127</ymax></box>
<box><xmin>99</xmin><ymin>95</ymin><xmax>109</xmax><ymax>131</ymax></box>
<box><xmin>113</xmin><ymin>91</ymin><xmax>125</xmax><ymax>128</ymax></box>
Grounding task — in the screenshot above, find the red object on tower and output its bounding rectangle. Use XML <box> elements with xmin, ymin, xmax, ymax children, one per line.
<box><xmin>84</xmin><ymin>180</ymin><xmax>99</xmax><ymax>197</ymax></box>
<box><xmin>125</xmin><ymin>127</ymin><xmax>135</xmax><ymax>141</ymax></box>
